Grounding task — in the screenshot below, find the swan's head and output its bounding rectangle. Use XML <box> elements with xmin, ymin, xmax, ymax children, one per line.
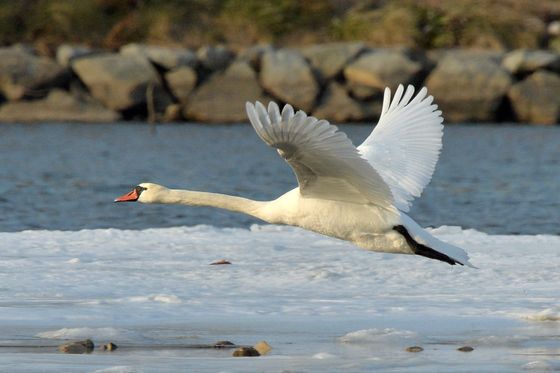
<box><xmin>114</xmin><ymin>183</ymin><xmax>169</xmax><ymax>204</ymax></box>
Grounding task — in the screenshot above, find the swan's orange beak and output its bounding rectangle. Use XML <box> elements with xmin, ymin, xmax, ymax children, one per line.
<box><xmin>114</xmin><ymin>189</ymin><xmax>139</xmax><ymax>202</ymax></box>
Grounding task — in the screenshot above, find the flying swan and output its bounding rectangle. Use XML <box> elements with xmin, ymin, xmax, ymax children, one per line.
<box><xmin>116</xmin><ymin>84</ymin><xmax>473</xmax><ymax>266</ymax></box>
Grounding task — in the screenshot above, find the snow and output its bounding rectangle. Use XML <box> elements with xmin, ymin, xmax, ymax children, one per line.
<box><xmin>0</xmin><ymin>224</ymin><xmax>559</xmax><ymax>372</ymax></box>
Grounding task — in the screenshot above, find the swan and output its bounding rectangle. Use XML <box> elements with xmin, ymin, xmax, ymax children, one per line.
<box><xmin>115</xmin><ymin>84</ymin><xmax>473</xmax><ymax>266</ymax></box>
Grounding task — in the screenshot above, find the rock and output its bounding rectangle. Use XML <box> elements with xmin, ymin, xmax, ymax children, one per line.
<box><xmin>0</xmin><ymin>89</ymin><xmax>120</xmax><ymax>122</ymax></box>
<box><xmin>72</xmin><ymin>53</ymin><xmax>170</xmax><ymax>112</ymax></box>
<box><xmin>343</xmin><ymin>49</ymin><xmax>423</xmax><ymax>91</ymax></box>
<box><xmin>260</xmin><ymin>49</ymin><xmax>319</xmax><ymax>112</ymax></box>
<box><xmin>313</xmin><ymin>82</ymin><xmax>375</xmax><ymax>122</ymax></box>
<box><xmin>253</xmin><ymin>341</ymin><xmax>272</xmax><ymax>356</ymax></box>
<box><xmin>186</xmin><ymin>61</ymin><xmax>269</xmax><ymax>123</ymax></box>
<box><xmin>162</xmin><ymin>103</ymin><xmax>183</xmax><ymax>122</ymax></box>
<box><xmin>502</xmin><ymin>49</ymin><xmax>560</xmax><ymax>75</ymax></box>
<box><xmin>102</xmin><ymin>342</ymin><xmax>118</xmax><ymax>351</ymax></box>
<box><xmin>197</xmin><ymin>45</ymin><xmax>235</xmax><ymax>71</ymax></box>
<box><xmin>165</xmin><ymin>66</ymin><xmax>198</xmax><ymax>103</ymax></box>
<box><xmin>0</xmin><ymin>46</ymin><xmax>69</xmax><ymax>100</ymax></box>
<box><xmin>405</xmin><ymin>346</ymin><xmax>424</xmax><ymax>353</ymax></box>
<box><xmin>347</xmin><ymin>83</ymin><xmax>382</xmax><ymax>100</ymax></box>
<box><xmin>210</xmin><ymin>259</ymin><xmax>231</xmax><ymax>265</ymax></box>
<box><xmin>507</xmin><ymin>70</ymin><xmax>560</xmax><ymax>124</ymax></box>
<box><xmin>121</xmin><ymin>43</ymin><xmax>198</xmax><ymax>70</ymax></box>
<box><xmin>425</xmin><ymin>52</ymin><xmax>512</xmax><ymax>122</ymax></box>
<box><xmin>214</xmin><ymin>340</ymin><xmax>235</xmax><ymax>348</ymax></box>
<box><xmin>56</xmin><ymin>44</ymin><xmax>96</xmax><ymax>67</ymax></box>
<box><xmin>457</xmin><ymin>346</ymin><xmax>474</xmax><ymax>352</ymax></box>
<box><xmin>299</xmin><ymin>42</ymin><xmax>365</xmax><ymax>80</ymax></box>
<box><xmin>238</xmin><ymin>44</ymin><xmax>274</xmax><ymax>70</ymax></box>
<box><xmin>58</xmin><ymin>339</ymin><xmax>94</xmax><ymax>354</ymax></box>
<box><xmin>232</xmin><ymin>347</ymin><xmax>260</xmax><ymax>357</ymax></box>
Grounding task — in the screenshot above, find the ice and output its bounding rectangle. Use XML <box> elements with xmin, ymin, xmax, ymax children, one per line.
<box><xmin>0</xmin><ymin>224</ymin><xmax>559</xmax><ymax>372</ymax></box>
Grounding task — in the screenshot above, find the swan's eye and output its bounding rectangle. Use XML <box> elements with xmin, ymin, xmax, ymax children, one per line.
<box><xmin>135</xmin><ymin>186</ymin><xmax>147</xmax><ymax>196</ymax></box>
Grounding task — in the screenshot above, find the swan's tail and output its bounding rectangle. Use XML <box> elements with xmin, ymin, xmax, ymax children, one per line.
<box><xmin>398</xmin><ymin>214</ymin><xmax>475</xmax><ymax>267</ymax></box>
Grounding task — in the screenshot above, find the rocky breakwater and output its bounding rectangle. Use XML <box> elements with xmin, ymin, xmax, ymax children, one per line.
<box><xmin>1</xmin><ymin>43</ymin><xmax>559</xmax><ymax>125</ymax></box>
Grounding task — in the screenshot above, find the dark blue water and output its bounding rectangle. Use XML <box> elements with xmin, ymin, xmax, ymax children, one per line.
<box><xmin>0</xmin><ymin>123</ymin><xmax>558</xmax><ymax>234</ymax></box>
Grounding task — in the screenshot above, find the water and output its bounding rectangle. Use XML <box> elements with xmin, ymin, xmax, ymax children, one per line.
<box><xmin>0</xmin><ymin>122</ymin><xmax>559</xmax><ymax>234</ymax></box>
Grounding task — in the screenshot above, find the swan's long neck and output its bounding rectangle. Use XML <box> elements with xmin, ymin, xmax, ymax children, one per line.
<box><xmin>155</xmin><ymin>189</ymin><xmax>268</xmax><ymax>220</ymax></box>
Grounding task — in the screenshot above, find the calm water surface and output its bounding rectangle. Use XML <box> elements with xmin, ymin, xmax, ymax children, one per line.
<box><xmin>0</xmin><ymin>123</ymin><xmax>558</xmax><ymax>234</ymax></box>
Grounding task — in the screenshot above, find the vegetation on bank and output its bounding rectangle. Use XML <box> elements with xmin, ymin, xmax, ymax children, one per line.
<box><xmin>1</xmin><ymin>0</ymin><xmax>560</xmax><ymax>54</ymax></box>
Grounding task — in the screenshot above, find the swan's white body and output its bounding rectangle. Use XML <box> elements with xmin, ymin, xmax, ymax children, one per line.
<box><xmin>117</xmin><ymin>85</ymin><xmax>473</xmax><ymax>266</ymax></box>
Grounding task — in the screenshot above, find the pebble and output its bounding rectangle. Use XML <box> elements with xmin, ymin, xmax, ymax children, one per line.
<box><xmin>102</xmin><ymin>342</ymin><xmax>118</xmax><ymax>351</ymax></box>
<box><xmin>214</xmin><ymin>340</ymin><xmax>235</xmax><ymax>348</ymax></box>
<box><xmin>210</xmin><ymin>259</ymin><xmax>231</xmax><ymax>265</ymax></box>
<box><xmin>457</xmin><ymin>346</ymin><xmax>474</xmax><ymax>352</ymax></box>
<box><xmin>405</xmin><ymin>346</ymin><xmax>424</xmax><ymax>353</ymax></box>
<box><xmin>58</xmin><ymin>339</ymin><xmax>94</xmax><ymax>354</ymax></box>
<box><xmin>232</xmin><ymin>347</ymin><xmax>260</xmax><ymax>357</ymax></box>
<box><xmin>253</xmin><ymin>340</ymin><xmax>272</xmax><ymax>355</ymax></box>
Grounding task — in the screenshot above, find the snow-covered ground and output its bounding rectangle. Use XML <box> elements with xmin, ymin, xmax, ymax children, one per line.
<box><xmin>0</xmin><ymin>225</ymin><xmax>559</xmax><ymax>372</ymax></box>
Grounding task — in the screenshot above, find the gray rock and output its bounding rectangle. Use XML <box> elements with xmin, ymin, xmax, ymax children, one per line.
<box><xmin>56</xmin><ymin>44</ymin><xmax>96</xmax><ymax>67</ymax></box>
<box><xmin>197</xmin><ymin>45</ymin><xmax>235</xmax><ymax>71</ymax></box>
<box><xmin>58</xmin><ymin>339</ymin><xmax>94</xmax><ymax>354</ymax></box>
<box><xmin>0</xmin><ymin>89</ymin><xmax>120</xmax><ymax>122</ymax></box>
<box><xmin>343</xmin><ymin>49</ymin><xmax>423</xmax><ymax>91</ymax></box>
<box><xmin>427</xmin><ymin>49</ymin><xmax>504</xmax><ymax>66</ymax></box>
<box><xmin>425</xmin><ymin>53</ymin><xmax>512</xmax><ymax>122</ymax></box>
<box><xmin>347</xmin><ymin>82</ymin><xmax>382</xmax><ymax>100</ymax></box>
<box><xmin>165</xmin><ymin>66</ymin><xmax>197</xmax><ymax>103</ymax></box>
<box><xmin>238</xmin><ymin>44</ymin><xmax>274</xmax><ymax>69</ymax></box>
<box><xmin>508</xmin><ymin>70</ymin><xmax>560</xmax><ymax>125</ymax></box>
<box><xmin>502</xmin><ymin>49</ymin><xmax>560</xmax><ymax>74</ymax></box>
<box><xmin>299</xmin><ymin>42</ymin><xmax>365</xmax><ymax>80</ymax></box>
<box><xmin>313</xmin><ymin>82</ymin><xmax>375</xmax><ymax>123</ymax></box>
<box><xmin>186</xmin><ymin>61</ymin><xmax>269</xmax><ymax>122</ymax></box>
<box><xmin>232</xmin><ymin>347</ymin><xmax>260</xmax><ymax>357</ymax></box>
<box><xmin>71</xmin><ymin>53</ymin><xmax>169</xmax><ymax>112</ymax></box>
<box><xmin>260</xmin><ymin>49</ymin><xmax>319</xmax><ymax>112</ymax></box>
<box><xmin>214</xmin><ymin>340</ymin><xmax>235</xmax><ymax>348</ymax></box>
<box><xmin>121</xmin><ymin>43</ymin><xmax>198</xmax><ymax>70</ymax></box>
<box><xmin>0</xmin><ymin>46</ymin><xmax>69</xmax><ymax>100</ymax></box>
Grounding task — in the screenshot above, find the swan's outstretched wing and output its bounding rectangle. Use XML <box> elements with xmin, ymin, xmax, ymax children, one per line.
<box><xmin>357</xmin><ymin>85</ymin><xmax>443</xmax><ymax>212</ymax></box>
<box><xmin>246</xmin><ymin>101</ymin><xmax>395</xmax><ymax>210</ymax></box>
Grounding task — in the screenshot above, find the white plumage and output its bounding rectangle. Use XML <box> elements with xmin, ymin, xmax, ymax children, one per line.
<box><xmin>117</xmin><ymin>84</ymin><xmax>473</xmax><ymax>267</ymax></box>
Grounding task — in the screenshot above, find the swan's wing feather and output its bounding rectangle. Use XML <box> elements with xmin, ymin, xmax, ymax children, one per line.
<box><xmin>357</xmin><ymin>85</ymin><xmax>443</xmax><ymax>212</ymax></box>
<box><xmin>246</xmin><ymin>101</ymin><xmax>395</xmax><ymax>209</ymax></box>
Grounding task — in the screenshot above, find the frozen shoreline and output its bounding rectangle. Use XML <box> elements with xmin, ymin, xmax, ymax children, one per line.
<box><xmin>0</xmin><ymin>225</ymin><xmax>559</xmax><ymax>372</ymax></box>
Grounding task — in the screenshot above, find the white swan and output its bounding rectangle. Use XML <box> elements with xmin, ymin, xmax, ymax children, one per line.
<box><xmin>116</xmin><ymin>84</ymin><xmax>473</xmax><ymax>266</ymax></box>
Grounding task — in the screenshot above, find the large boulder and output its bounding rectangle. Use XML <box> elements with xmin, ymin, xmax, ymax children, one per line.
<box><xmin>71</xmin><ymin>53</ymin><xmax>169</xmax><ymax>112</ymax></box>
<box><xmin>502</xmin><ymin>49</ymin><xmax>560</xmax><ymax>75</ymax></box>
<box><xmin>165</xmin><ymin>66</ymin><xmax>198</xmax><ymax>103</ymax></box>
<box><xmin>508</xmin><ymin>70</ymin><xmax>560</xmax><ymax>124</ymax></box>
<box><xmin>197</xmin><ymin>45</ymin><xmax>235</xmax><ymax>71</ymax></box>
<box><xmin>56</xmin><ymin>44</ymin><xmax>97</xmax><ymax>67</ymax></box>
<box><xmin>0</xmin><ymin>46</ymin><xmax>68</xmax><ymax>100</ymax></box>
<box><xmin>121</xmin><ymin>43</ymin><xmax>198</xmax><ymax>70</ymax></box>
<box><xmin>313</xmin><ymin>82</ymin><xmax>377</xmax><ymax>123</ymax></box>
<box><xmin>425</xmin><ymin>52</ymin><xmax>512</xmax><ymax>122</ymax></box>
<box><xmin>260</xmin><ymin>49</ymin><xmax>319</xmax><ymax>112</ymax></box>
<box><xmin>300</xmin><ymin>42</ymin><xmax>365</xmax><ymax>80</ymax></box>
<box><xmin>343</xmin><ymin>49</ymin><xmax>423</xmax><ymax>91</ymax></box>
<box><xmin>185</xmin><ymin>61</ymin><xmax>269</xmax><ymax>122</ymax></box>
<box><xmin>0</xmin><ymin>89</ymin><xmax>120</xmax><ymax>123</ymax></box>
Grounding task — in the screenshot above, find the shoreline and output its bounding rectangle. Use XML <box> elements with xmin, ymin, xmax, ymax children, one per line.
<box><xmin>1</xmin><ymin>43</ymin><xmax>559</xmax><ymax>125</ymax></box>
